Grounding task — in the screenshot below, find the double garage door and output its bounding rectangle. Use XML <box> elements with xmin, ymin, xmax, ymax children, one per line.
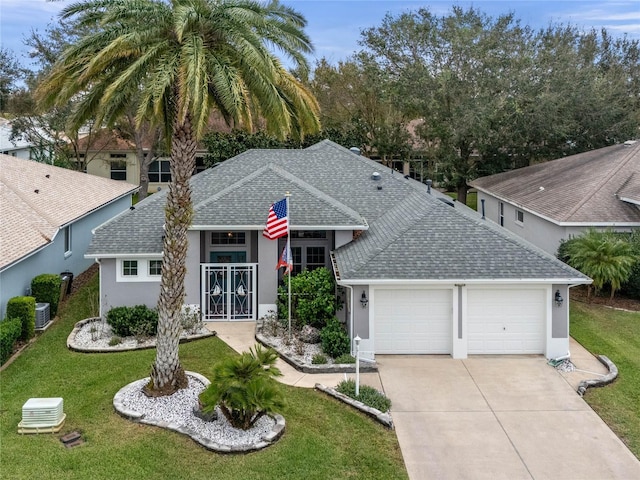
<box><xmin>374</xmin><ymin>288</ymin><xmax>545</xmax><ymax>355</ymax></box>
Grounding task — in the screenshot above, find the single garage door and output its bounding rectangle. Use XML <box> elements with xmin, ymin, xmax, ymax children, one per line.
<box><xmin>467</xmin><ymin>289</ymin><xmax>545</xmax><ymax>354</ymax></box>
<box><xmin>374</xmin><ymin>289</ymin><xmax>452</xmax><ymax>354</ymax></box>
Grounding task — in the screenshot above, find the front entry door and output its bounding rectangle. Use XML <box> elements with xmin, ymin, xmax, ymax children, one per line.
<box><xmin>203</xmin><ymin>252</ymin><xmax>253</xmax><ymax>321</ymax></box>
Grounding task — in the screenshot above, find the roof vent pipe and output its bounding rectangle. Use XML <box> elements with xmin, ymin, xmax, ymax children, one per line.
<box><xmin>350</xmin><ymin>147</ymin><xmax>361</xmax><ymax>155</ymax></box>
<box><xmin>481</xmin><ymin>198</ymin><xmax>485</xmax><ymax>219</ymax></box>
<box><xmin>426</xmin><ymin>179</ymin><xmax>432</xmax><ymax>194</ymax></box>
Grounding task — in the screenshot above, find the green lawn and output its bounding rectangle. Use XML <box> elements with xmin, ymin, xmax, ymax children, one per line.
<box><xmin>570</xmin><ymin>301</ymin><xmax>640</xmax><ymax>458</ymax></box>
<box><xmin>445</xmin><ymin>191</ymin><xmax>478</xmax><ymax>211</ymax></box>
<box><xmin>0</xmin><ymin>274</ymin><xmax>407</xmax><ymax>480</ymax></box>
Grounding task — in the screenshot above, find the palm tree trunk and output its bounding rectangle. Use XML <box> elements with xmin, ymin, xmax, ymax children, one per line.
<box><xmin>145</xmin><ymin>115</ymin><xmax>195</xmax><ymax>396</ymax></box>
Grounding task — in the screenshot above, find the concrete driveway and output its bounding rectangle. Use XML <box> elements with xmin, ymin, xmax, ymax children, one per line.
<box><xmin>377</xmin><ymin>355</ymin><xmax>640</xmax><ymax>480</ymax></box>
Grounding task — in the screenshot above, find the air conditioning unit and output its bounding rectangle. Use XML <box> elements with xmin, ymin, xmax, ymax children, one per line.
<box><xmin>35</xmin><ymin>303</ymin><xmax>50</xmax><ymax>329</ymax></box>
<box><xmin>18</xmin><ymin>397</ymin><xmax>66</xmax><ymax>434</ymax></box>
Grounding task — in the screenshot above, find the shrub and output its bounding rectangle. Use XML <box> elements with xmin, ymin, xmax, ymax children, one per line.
<box><xmin>621</xmin><ymin>231</ymin><xmax>640</xmax><ymax>299</ymax></box>
<box><xmin>334</xmin><ymin>353</ymin><xmax>356</xmax><ymax>364</ymax></box>
<box><xmin>312</xmin><ymin>353</ymin><xmax>328</xmax><ymax>364</ymax></box>
<box><xmin>31</xmin><ymin>274</ymin><xmax>62</xmax><ymax>317</ymax></box>
<box><xmin>320</xmin><ymin>317</ymin><xmax>350</xmax><ymax>359</ymax></box>
<box><xmin>336</xmin><ymin>379</ymin><xmax>392</xmax><ymax>413</ymax></box>
<box><xmin>6</xmin><ymin>296</ymin><xmax>36</xmax><ymax>341</ymax></box>
<box><xmin>0</xmin><ymin>318</ymin><xmax>22</xmax><ymax>365</ymax></box>
<box><xmin>277</xmin><ymin>267</ymin><xmax>340</xmax><ymax>328</ymax></box>
<box><xmin>108</xmin><ymin>336</ymin><xmax>122</xmax><ymax>346</ymax></box>
<box><xmin>199</xmin><ymin>344</ymin><xmax>285</xmax><ymax>430</ymax></box>
<box><xmin>106</xmin><ymin>305</ymin><xmax>158</xmax><ymax>337</ymax></box>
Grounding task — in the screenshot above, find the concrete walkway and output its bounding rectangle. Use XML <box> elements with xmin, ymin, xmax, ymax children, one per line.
<box><xmin>208</xmin><ymin>322</ymin><xmax>640</xmax><ymax>479</ymax></box>
<box><xmin>207</xmin><ymin>322</ymin><xmax>382</xmax><ymax>390</ymax></box>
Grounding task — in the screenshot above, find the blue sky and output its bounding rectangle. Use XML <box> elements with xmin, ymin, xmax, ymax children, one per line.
<box><xmin>2</xmin><ymin>0</ymin><xmax>639</xmax><ymax>70</ymax></box>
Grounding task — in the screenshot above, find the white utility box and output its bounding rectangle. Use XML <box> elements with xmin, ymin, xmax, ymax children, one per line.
<box><xmin>18</xmin><ymin>397</ymin><xmax>66</xmax><ymax>434</ymax></box>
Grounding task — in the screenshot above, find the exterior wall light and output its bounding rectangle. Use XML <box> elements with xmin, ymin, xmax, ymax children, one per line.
<box><xmin>555</xmin><ymin>290</ymin><xmax>564</xmax><ymax>307</ymax></box>
<box><xmin>360</xmin><ymin>291</ymin><xmax>368</xmax><ymax>308</ymax></box>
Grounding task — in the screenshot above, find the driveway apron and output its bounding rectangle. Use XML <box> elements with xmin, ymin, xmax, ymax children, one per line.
<box><xmin>377</xmin><ymin>355</ymin><xmax>640</xmax><ymax>480</ymax></box>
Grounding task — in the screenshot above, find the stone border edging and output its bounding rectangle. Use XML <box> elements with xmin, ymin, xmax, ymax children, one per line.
<box><xmin>577</xmin><ymin>355</ymin><xmax>618</xmax><ymax>396</ymax></box>
<box><xmin>256</xmin><ymin>331</ymin><xmax>378</xmax><ymax>374</ymax></box>
<box><xmin>113</xmin><ymin>371</ymin><xmax>285</xmax><ymax>453</ymax></box>
<box><xmin>315</xmin><ymin>383</ymin><xmax>393</xmax><ymax>429</ymax></box>
<box><xmin>67</xmin><ymin>318</ymin><xmax>216</xmax><ymax>353</ymax></box>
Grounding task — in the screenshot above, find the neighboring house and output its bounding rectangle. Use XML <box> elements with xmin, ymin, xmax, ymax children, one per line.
<box><xmin>470</xmin><ymin>141</ymin><xmax>640</xmax><ymax>256</ymax></box>
<box><xmin>0</xmin><ymin>154</ymin><xmax>137</xmax><ymax>318</ymax></box>
<box><xmin>0</xmin><ymin>118</ymin><xmax>54</xmax><ymax>162</ymax></box>
<box><xmin>86</xmin><ymin>140</ymin><xmax>589</xmax><ymax>361</ymax></box>
<box><xmin>75</xmin><ymin>129</ymin><xmax>208</xmax><ymax>194</ymax></box>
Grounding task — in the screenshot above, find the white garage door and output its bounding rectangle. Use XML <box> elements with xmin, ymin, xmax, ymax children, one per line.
<box><xmin>467</xmin><ymin>289</ymin><xmax>545</xmax><ymax>354</ymax></box>
<box><xmin>374</xmin><ymin>289</ymin><xmax>452</xmax><ymax>354</ymax></box>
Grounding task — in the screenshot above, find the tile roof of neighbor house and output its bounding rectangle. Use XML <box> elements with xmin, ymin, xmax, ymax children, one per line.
<box><xmin>0</xmin><ymin>154</ymin><xmax>137</xmax><ymax>270</ymax></box>
<box><xmin>86</xmin><ymin>140</ymin><xmax>588</xmax><ymax>282</ymax></box>
<box><xmin>470</xmin><ymin>141</ymin><xmax>640</xmax><ymax>225</ymax></box>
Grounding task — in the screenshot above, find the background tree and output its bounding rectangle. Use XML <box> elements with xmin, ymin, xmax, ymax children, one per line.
<box><xmin>37</xmin><ymin>0</ymin><xmax>319</xmax><ymax>395</ymax></box>
<box><xmin>359</xmin><ymin>7</ymin><xmax>639</xmax><ymax>204</ymax></box>
<box><xmin>0</xmin><ymin>48</ymin><xmax>27</xmax><ymax>114</ymax></box>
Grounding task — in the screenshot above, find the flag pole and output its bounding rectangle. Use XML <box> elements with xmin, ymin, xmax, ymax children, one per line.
<box><xmin>285</xmin><ymin>191</ymin><xmax>292</xmax><ymax>339</ymax></box>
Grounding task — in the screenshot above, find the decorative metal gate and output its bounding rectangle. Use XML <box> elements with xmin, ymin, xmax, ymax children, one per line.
<box><xmin>201</xmin><ymin>263</ymin><xmax>257</xmax><ymax>321</ymax></box>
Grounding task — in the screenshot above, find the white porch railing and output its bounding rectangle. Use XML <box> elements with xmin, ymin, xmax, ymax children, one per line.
<box><xmin>200</xmin><ymin>263</ymin><xmax>257</xmax><ymax>321</ymax></box>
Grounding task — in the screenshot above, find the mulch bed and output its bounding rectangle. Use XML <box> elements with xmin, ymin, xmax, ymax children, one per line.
<box><xmin>570</xmin><ymin>285</ymin><xmax>640</xmax><ymax>312</ymax></box>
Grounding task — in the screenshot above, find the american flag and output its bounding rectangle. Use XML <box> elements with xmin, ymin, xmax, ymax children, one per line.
<box><xmin>276</xmin><ymin>245</ymin><xmax>293</xmax><ymax>274</ymax></box>
<box><xmin>263</xmin><ymin>198</ymin><xmax>288</xmax><ymax>239</ymax></box>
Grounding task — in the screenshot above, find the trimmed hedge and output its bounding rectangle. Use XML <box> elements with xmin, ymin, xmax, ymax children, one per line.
<box><xmin>6</xmin><ymin>296</ymin><xmax>36</xmax><ymax>341</ymax></box>
<box><xmin>336</xmin><ymin>378</ymin><xmax>392</xmax><ymax>413</ymax></box>
<box><xmin>320</xmin><ymin>317</ymin><xmax>350</xmax><ymax>359</ymax></box>
<box><xmin>1</xmin><ymin>318</ymin><xmax>22</xmax><ymax>365</ymax></box>
<box><xmin>31</xmin><ymin>274</ymin><xmax>62</xmax><ymax>317</ymax></box>
<box><xmin>106</xmin><ymin>305</ymin><xmax>158</xmax><ymax>337</ymax></box>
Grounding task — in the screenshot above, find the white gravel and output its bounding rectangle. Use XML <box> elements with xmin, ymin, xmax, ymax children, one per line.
<box><xmin>118</xmin><ymin>375</ymin><xmax>276</xmax><ymax>448</ymax></box>
<box><xmin>73</xmin><ymin>319</ymin><xmax>209</xmax><ymax>349</ymax></box>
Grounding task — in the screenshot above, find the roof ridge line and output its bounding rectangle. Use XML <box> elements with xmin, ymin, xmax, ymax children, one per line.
<box><xmin>267</xmin><ymin>164</ymin><xmax>367</xmax><ymax>224</ymax></box>
<box><xmin>192</xmin><ymin>164</ymin><xmax>270</xmax><ymax>210</ymax></box>
<box><xmin>564</xmin><ymin>142</ymin><xmax>640</xmax><ymax>219</ymax></box>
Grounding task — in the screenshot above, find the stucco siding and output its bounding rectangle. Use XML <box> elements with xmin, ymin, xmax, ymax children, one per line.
<box><xmin>100</xmin><ymin>258</ymin><xmax>160</xmax><ymax>314</ymax></box>
<box><xmin>0</xmin><ymin>195</ymin><xmax>132</xmax><ymax>318</ymax></box>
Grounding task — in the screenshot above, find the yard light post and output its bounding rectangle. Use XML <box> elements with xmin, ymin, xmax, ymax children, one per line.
<box><xmin>354</xmin><ymin>335</ymin><xmax>361</xmax><ymax>396</ymax></box>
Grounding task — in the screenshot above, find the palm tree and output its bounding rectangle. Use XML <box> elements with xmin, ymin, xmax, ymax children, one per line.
<box><xmin>567</xmin><ymin>230</ymin><xmax>636</xmax><ymax>300</ymax></box>
<box><xmin>199</xmin><ymin>344</ymin><xmax>284</xmax><ymax>429</ymax></box>
<box><xmin>37</xmin><ymin>0</ymin><xmax>320</xmax><ymax>395</ymax></box>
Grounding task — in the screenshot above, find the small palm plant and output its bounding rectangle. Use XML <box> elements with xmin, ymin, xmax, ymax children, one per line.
<box><xmin>199</xmin><ymin>345</ymin><xmax>285</xmax><ymax>430</ymax></box>
<box><xmin>567</xmin><ymin>230</ymin><xmax>636</xmax><ymax>300</ymax></box>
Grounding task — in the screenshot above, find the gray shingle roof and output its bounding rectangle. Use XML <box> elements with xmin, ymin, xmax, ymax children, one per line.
<box><xmin>87</xmin><ymin>140</ymin><xmax>588</xmax><ymax>282</ymax></box>
<box><xmin>470</xmin><ymin>142</ymin><xmax>640</xmax><ymax>224</ymax></box>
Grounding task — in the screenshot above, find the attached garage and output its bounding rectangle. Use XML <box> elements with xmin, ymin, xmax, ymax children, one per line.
<box><xmin>374</xmin><ymin>289</ymin><xmax>452</xmax><ymax>354</ymax></box>
<box><xmin>467</xmin><ymin>289</ymin><xmax>546</xmax><ymax>354</ymax></box>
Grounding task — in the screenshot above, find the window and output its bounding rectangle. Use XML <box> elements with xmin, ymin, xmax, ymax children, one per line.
<box><xmin>211</xmin><ymin>232</ymin><xmax>246</xmax><ymax>245</ymax></box>
<box><xmin>499</xmin><ymin>202</ymin><xmax>504</xmax><ymax>227</ymax></box>
<box><xmin>149</xmin><ymin>260</ymin><xmax>162</xmax><ymax>276</ymax></box>
<box><xmin>291</xmin><ymin>231</ymin><xmax>327</xmax><ymax>239</ymax></box>
<box><xmin>64</xmin><ymin>225</ymin><xmax>72</xmax><ymax>255</ymax></box>
<box><xmin>516</xmin><ymin>209</ymin><xmax>524</xmax><ymax>224</ymax></box>
<box><xmin>122</xmin><ymin>260</ymin><xmax>138</xmax><ymax>276</ymax></box>
<box><xmin>149</xmin><ymin>159</ymin><xmax>171</xmax><ymax>182</ymax></box>
<box><xmin>194</xmin><ymin>156</ymin><xmax>206</xmax><ymax>175</ymax></box>
<box><xmin>110</xmin><ymin>160</ymin><xmax>127</xmax><ymax>180</ymax></box>
<box><xmin>287</xmin><ymin>246</ymin><xmax>326</xmax><ymax>276</ymax></box>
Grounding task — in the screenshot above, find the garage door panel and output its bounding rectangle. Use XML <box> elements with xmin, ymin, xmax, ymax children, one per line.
<box><xmin>374</xmin><ymin>289</ymin><xmax>452</xmax><ymax>354</ymax></box>
<box><xmin>467</xmin><ymin>289</ymin><xmax>545</xmax><ymax>355</ymax></box>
